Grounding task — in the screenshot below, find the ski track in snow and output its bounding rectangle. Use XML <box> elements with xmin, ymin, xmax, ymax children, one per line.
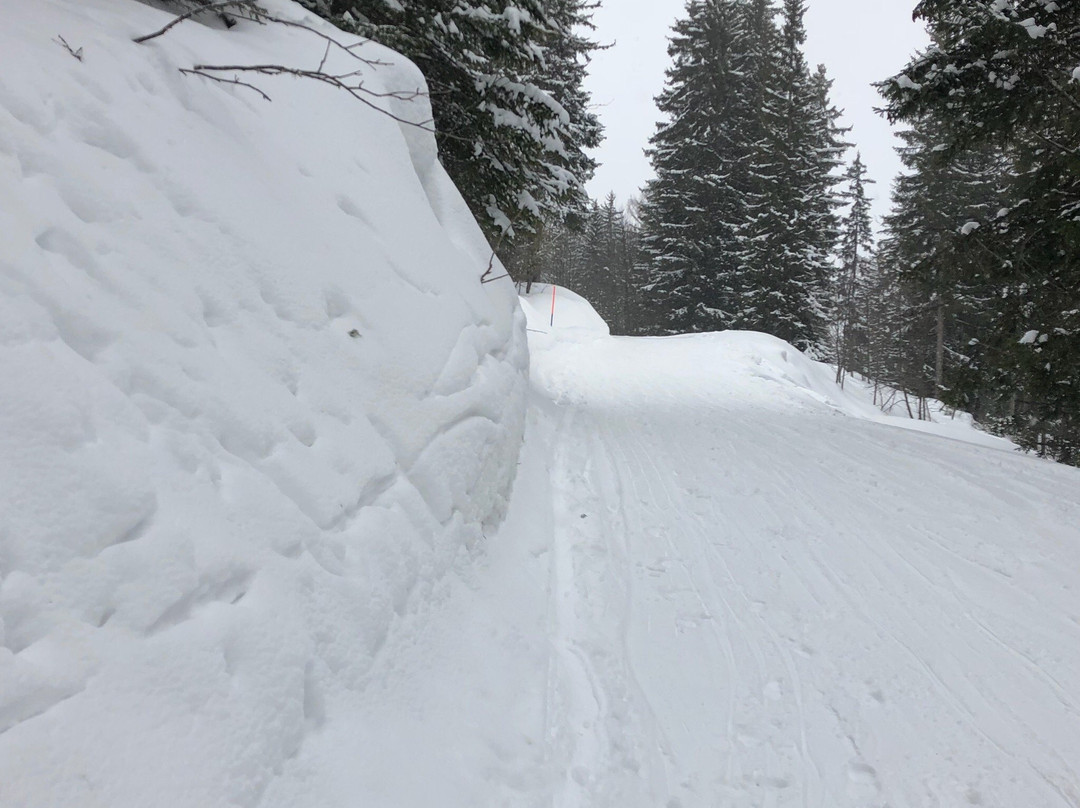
<box><xmin>343</xmin><ymin>290</ymin><xmax>1080</xmax><ymax>808</ymax></box>
<box><xmin>3</xmin><ymin>0</ymin><xmax>1080</xmax><ymax>800</ymax></box>
<box><xmin>525</xmin><ymin>339</ymin><xmax>1080</xmax><ymax>807</ymax></box>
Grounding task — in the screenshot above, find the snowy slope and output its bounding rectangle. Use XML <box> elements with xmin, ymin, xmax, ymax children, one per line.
<box><xmin>0</xmin><ymin>2</ymin><xmax>526</xmax><ymax>806</ymax></box>
<box><xmin>329</xmin><ymin>288</ymin><xmax>1080</xmax><ymax>807</ymax></box>
<box><xmin>5</xmin><ymin>4</ymin><xmax>1080</xmax><ymax>804</ymax></box>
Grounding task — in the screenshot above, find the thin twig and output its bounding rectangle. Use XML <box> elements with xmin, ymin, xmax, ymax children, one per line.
<box><xmin>480</xmin><ymin>252</ymin><xmax>499</xmax><ymax>283</ymax></box>
<box><xmin>316</xmin><ymin>40</ymin><xmax>332</xmax><ymax>74</ymax></box>
<box><xmin>54</xmin><ymin>35</ymin><xmax>83</xmax><ymax>61</ymax></box>
<box><xmin>132</xmin><ymin>8</ymin><xmax>488</xmax><ymax>147</ymax></box>
<box><xmin>263</xmin><ymin>14</ymin><xmax>388</xmax><ymax>65</ymax></box>
<box><xmin>184</xmin><ymin>63</ymin><xmax>434</xmax><ymax>130</ymax></box>
<box><xmin>133</xmin><ymin>1</ymin><xmax>262</xmax><ymax>44</ymax></box>
<box><xmin>178</xmin><ymin>68</ymin><xmax>271</xmax><ymax>101</ymax></box>
<box><xmin>479</xmin><ymin>206</ymin><xmax>534</xmax><ymax>284</ymax></box>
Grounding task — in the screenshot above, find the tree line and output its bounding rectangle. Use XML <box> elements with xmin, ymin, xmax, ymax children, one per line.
<box><xmin>292</xmin><ymin>0</ymin><xmax>1078</xmax><ymax>464</ymax></box>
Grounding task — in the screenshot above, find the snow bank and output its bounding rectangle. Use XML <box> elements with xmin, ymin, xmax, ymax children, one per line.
<box><xmin>526</xmin><ymin>289</ymin><xmax>1010</xmax><ymax>449</ymax></box>
<box><xmin>520</xmin><ymin>283</ymin><xmax>611</xmax><ymax>336</ymax></box>
<box><xmin>0</xmin><ymin>1</ymin><xmax>526</xmax><ymax>805</ymax></box>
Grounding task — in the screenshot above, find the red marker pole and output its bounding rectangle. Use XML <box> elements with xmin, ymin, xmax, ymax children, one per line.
<box><xmin>550</xmin><ymin>284</ymin><xmax>556</xmax><ymax>327</ymax></box>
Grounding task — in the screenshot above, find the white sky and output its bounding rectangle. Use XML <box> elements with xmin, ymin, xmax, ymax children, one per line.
<box><xmin>583</xmin><ymin>0</ymin><xmax>930</xmax><ymax>228</ymax></box>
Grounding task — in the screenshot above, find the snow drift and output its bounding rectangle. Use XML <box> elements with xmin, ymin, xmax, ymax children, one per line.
<box><xmin>520</xmin><ymin>283</ymin><xmax>611</xmax><ymax>336</ymax></box>
<box><xmin>525</xmin><ymin>285</ymin><xmax>1012</xmax><ymax>451</ymax></box>
<box><xmin>0</xmin><ymin>2</ymin><xmax>526</xmax><ymax>805</ymax></box>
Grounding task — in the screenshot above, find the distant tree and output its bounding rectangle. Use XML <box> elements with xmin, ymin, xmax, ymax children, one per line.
<box><xmin>879</xmin><ymin>122</ymin><xmax>1010</xmax><ymax>396</ymax></box>
<box><xmin>638</xmin><ymin>0</ymin><xmax>763</xmax><ymax>335</ymax></box>
<box><xmin>577</xmin><ymin>193</ymin><xmax>640</xmax><ymax>332</ymax></box>
<box><xmin>638</xmin><ymin>0</ymin><xmax>844</xmax><ymax>345</ymax></box>
<box><xmin>832</xmin><ymin>153</ymin><xmax>875</xmax><ymax>384</ymax></box>
<box><xmin>504</xmin><ymin>192</ymin><xmax>643</xmax><ymax>333</ymax></box>
<box><xmin>735</xmin><ymin>0</ymin><xmax>845</xmax><ymax>350</ymax></box>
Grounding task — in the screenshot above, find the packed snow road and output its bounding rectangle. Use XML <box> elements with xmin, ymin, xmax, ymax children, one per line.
<box><xmin>336</xmin><ymin>293</ymin><xmax>1080</xmax><ymax>808</ymax></box>
<box><xmin>525</xmin><ymin>328</ymin><xmax>1080</xmax><ymax>808</ymax></box>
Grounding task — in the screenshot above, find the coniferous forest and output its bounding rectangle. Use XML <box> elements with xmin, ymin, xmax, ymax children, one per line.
<box><xmin>300</xmin><ymin>0</ymin><xmax>1080</xmax><ymax>465</ymax></box>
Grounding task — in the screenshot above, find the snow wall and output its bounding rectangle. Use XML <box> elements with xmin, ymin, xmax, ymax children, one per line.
<box><xmin>0</xmin><ymin>1</ymin><xmax>527</xmax><ymax>804</ymax></box>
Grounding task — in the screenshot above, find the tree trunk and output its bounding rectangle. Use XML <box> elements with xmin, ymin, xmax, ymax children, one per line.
<box><xmin>935</xmin><ymin>301</ymin><xmax>945</xmax><ymax>392</ymax></box>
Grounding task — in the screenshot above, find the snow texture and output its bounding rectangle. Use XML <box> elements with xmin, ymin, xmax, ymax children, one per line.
<box><xmin>0</xmin><ymin>1</ymin><xmax>526</xmax><ymax>805</ymax></box>
<box><xmin>4</xmin><ymin>2</ymin><xmax>1080</xmax><ymax>806</ymax></box>
<box><xmin>500</xmin><ymin>288</ymin><xmax>1080</xmax><ymax>807</ymax></box>
<box><xmin>295</xmin><ymin>287</ymin><xmax>1078</xmax><ymax>807</ymax></box>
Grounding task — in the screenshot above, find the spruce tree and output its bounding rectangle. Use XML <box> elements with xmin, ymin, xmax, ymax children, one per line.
<box><xmin>302</xmin><ymin>0</ymin><xmax>602</xmax><ymax>246</ymax></box>
<box><xmin>735</xmin><ymin>0</ymin><xmax>844</xmax><ymax>350</ymax></box>
<box><xmin>832</xmin><ymin>153</ymin><xmax>875</xmax><ymax>383</ymax></box>
<box><xmin>879</xmin><ymin>0</ymin><xmax>1080</xmax><ymax>462</ymax></box>
<box><xmin>639</xmin><ymin>0</ymin><xmax>843</xmax><ymax>346</ymax></box>
<box><xmin>638</xmin><ymin>0</ymin><xmax>762</xmax><ymax>334</ymax></box>
<box><xmin>879</xmin><ymin>122</ymin><xmax>1010</xmax><ymax>400</ymax></box>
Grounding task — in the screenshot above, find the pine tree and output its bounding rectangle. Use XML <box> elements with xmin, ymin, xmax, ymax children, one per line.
<box><xmin>303</xmin><ymin>0</ymin><xmax>602</xmax><ymax>246</ymax></box>
<box><xmin>638</xmin><ymin>0</ymin><xmax>763</xmax><ymax>334</ymax></box>
<box><xmin>879</xmin><ymin>0</ymin><xmax>1080</xmax><ymax>462</ymax></box>
<box><xmin>639</xmin><ymin>0</ymin><xmax>843</xmax><ymax>345</ymax></box>
<box><xmin>577</xmin><ymin>193</ymin><xmax>640</xmax><ymax>332</ymax></box>
<box><xmin>735</xmin><ymin>0</ymin><xmax>844</xmax><ymax>350</ymax></box>
<box><xmin>536</xmin><ymin>0</ymin><xmax>604</xmax><ymax>210</ymax></box>
<box><xmin>879</xmin><ymin>122</ymin><xmax>1010</xmax><ymax>400</ymax></box>
<box><xmin>832</xmin><ymin>153</ymin><xmax>875</xmax><ymax>383</ymax></box>
<box><xmin>501</xmin><ymin>191</ymin><xmax>642</xmax><ymax>333</ymax></box>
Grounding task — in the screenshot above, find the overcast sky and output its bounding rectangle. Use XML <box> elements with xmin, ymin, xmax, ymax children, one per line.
<box><xmin>583</xmin><ymin>0</ymin><xmax>930</xmax><ymax>228</ymax></box>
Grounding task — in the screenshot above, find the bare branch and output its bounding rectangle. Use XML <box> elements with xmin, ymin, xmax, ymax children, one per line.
<box><xmin>186</xmin><ymin>63</ymin><xmax>434</xmax><ymax>130</ymax></box>
<box><xmin>480</xmin><ymin>253</ymin><xmax>500</xmax><ymax>283</ymax></box>
<box><xmin>178</xmin><ymin>68</ymin><xmax>272</xmax><ymax>101</ymax></box>
<box><xmin>135</xmin><ymin>9</ymin><xmax>462</xmax><ymax>141</ymax></box>
<box><xmin>54</xmin><ymin>35</ymin><xmax>83</xmax><ymax>61</ymax></box>
<box><xmin>133</xmin><ymin>1</ymin><xmax>263</xmax><ymax>44</ymax></box>
<box><xmin>263</xmin><ymin>14</ymin><xmax>388</xmax><ymax>67</ymax></box>
<box><xmin>316</xmin><ymin>40</ymin><xmax>331</xmax><ymax>74</ymax></box>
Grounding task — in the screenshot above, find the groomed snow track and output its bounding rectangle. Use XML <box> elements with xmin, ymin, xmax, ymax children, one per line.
<box><xmin>320</xmin><ymin>302</ymin><xmax>1080</xmax><ymax>808</ymax></box>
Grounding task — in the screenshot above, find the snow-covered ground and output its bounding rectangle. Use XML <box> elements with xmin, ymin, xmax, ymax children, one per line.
<box><xmin>4</xmin><ymin>2</ymin><xmax>1080</xmax><ymax>806</ymax></box>
<box><xmin>512</xmin><ymin>287</ymin><xmax>1080</xmax><ymax>807</ymax></box>
<box><xmin>251</xmin><ymin>282</ymin><xmax>1080</xmax><ymax>808</ymax></box>
<box><xmin>1</xmin><ymin>2</ymin><xmax>525</xmax><ymax>805</ymax></box>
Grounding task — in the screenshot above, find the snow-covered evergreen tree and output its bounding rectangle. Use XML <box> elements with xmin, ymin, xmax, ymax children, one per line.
<box><xmin>304</xmin><ymin>0</ymin><xmax>602</xmax><ymax>245</ymax></box>
<box><xmin>879</xmin><ymin>123</ymin><xmax>1009</xmax><ymax>399</ymax></box>
<box><xmin>638</xmin><ymin>0</ymin><xmax>843</xmax><ymax>345</ymax></box>
<box><xmin>735</xmin><ymin>0</ymin><xmax>844</xmax><ymax>350</ymax></box>
<box><xmin>879</xmin><ymin>0</ymin><xmax>1080</xmax><ymax>462</ymax></box>
<box><xmin>832</xmin><ymin>153</ymin><xmax>874</xmax><ymax>383</ymax></box>
<box><xmin>502</xmin><ymin>191</ymin><xmax>643</xmax><ymax>333</ymax></box>
<box><xmin>638</xmin><ymin>0</ymin><xmax>759</xmax><ymax>334</ymax></box>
